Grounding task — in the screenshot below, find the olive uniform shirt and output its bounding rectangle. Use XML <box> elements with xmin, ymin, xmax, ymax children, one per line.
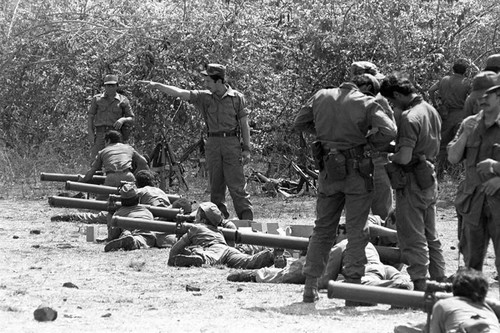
<box><xmin>88</xmin><ymin>92</ymin><xmax>134</xmax><ymax>127</ymax></box>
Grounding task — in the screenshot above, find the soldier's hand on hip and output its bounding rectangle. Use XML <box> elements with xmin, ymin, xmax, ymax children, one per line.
<box><xmin>241</xmin><ymin>150</ymin><xmax>251</xmax><ymax>165</ymax></box>
<box><xmin>477</xmin><ymin>158</ymin><xmax>498</xmax><ymax>176</ymax></box>
<box><xmin>481</xmin><ymin>177</ymin><xmax>500</xmax><ymax>196</ymax></box>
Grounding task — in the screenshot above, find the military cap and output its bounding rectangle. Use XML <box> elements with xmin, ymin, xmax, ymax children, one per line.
<box><xmin>485</xmin><ymin>54</ymin><xmax>500</xmax><ymax>71</ymax></box>
<box><xmin>201</xmin><ymin>64</ymin><xmax>226</xmax><ymax>78</ymax></box>
<box><xmin>471</xmin><ymin>71</ymin><xmax>499</xmax><ymax>92</ymax></box>
<box><xmin>485</xmin><ymin>84</ymin><xmax>500</xmax><ymax>95</ymax></box>
<box><xmin>120</xmin><ymin>182</ymin><xmax>139</xmax><ymax>199</ymax></box>
<box><xmin>351</xmin><ymin>61</ymin><xmax>384</xmax><ymax>81</ymax></box>
<box><xmin>103</xmin><ymin>74</ymin><xmax>119</xmax><ymax>85</ymax></box>
<box><xmin>196</xmin><ymin>202</ymin><xmax>223</xmax><ymax>227</ymax></box>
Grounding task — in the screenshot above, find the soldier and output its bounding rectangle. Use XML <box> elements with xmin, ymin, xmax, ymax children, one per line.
<box><xmin>88</xmin><ymin>74</ymin><xmax>134</xmax><ymax>159</ymax></box>
<box><xmin>463</xmin><ymin>71</ymin><xmax>499</xmax><ymax>118</ymax></box>
<box><xmin>139</xmin><ymin>64</ymin><xmax>253</xmax><ymax>221</ymax></box>
<box><xmin>428</xmin><ymin>60</ymin><xmax>471</xmax><ymax>179</ymax></box>
<box><xmin>294</xmin><ymin>78</ymin><xmax>397</xmax><ymax>303</ymax></box>
<box><xmin>104</xmin><ymin>183</ymin><xmax>158</xmax><ymax>252</ymax></box>
<box><xmin>448</xmin><ymin>80</ymin><xmax>500</xmax><ymax>278</ymax></box>
<box><xmin>167</xmin><ymin>202</ymin><xmax>283</xmax><ymax>269</ymax></box>
<box><xmin>380</xmin><ymin>75</ymin><xmax>446</xmax><ymax>291</ymax></box>
<box><xmin>79</xmin><ymin>130</ymin><xmax>149</xmax><ymax>195</ymax></box>
<box><xmin>352</xmin><ymin>72</ymin><xmax>395</xmax><ymax>220</ymax></box>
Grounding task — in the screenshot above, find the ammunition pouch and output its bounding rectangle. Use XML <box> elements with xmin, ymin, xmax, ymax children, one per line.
<box><xmin>311</xmin><ymin>141</ymin><xmax>325</xmax><ymax>171</ymax></box>
<box><xmin>385</xmin><ymin>162</ymin><xmax>407</xmax><ymax>190</ymax></box>
<box><xmin>413</xmin><ymin>159</ymin><xmax>435</xmax><ymax>190</ymax></box>
<box><xmin>324</xmin><ymin>151</ymin><xmax>347</xmax><ymax>181</ymax></box>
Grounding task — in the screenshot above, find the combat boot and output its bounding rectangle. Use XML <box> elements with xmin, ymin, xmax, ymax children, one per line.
<box><xmin>174</xmin><ymin>254</ymin><xmax>203</xmax><ymax>267</ymax></box>
<box><xmin>413</xmin><ymin>278</ymin><xmax>427</xmax><ymax>292</ymax></box>
<box><xmin>303</xmin><ymin>277</ymin><xmax>319</xmax><ymax>303</ymax></box>
<box><xmin>104</xmin><ymin>235</ymin><xmax>138</xmax><ymax>252</ymax></box>
<box><xmin>227</xmin><ymin>270</ymin><xmax>257</xmax><ymax>282</ymax></box>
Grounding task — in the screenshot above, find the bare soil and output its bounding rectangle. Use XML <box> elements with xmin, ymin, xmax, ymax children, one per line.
<box><xmin>0</xmin><ymin>178</ymin><xmax>498</xmax><ymax>333</ymax></box>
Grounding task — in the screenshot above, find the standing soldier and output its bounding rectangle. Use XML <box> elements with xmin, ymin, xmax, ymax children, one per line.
<box><xmin>380</xmin><ymin>75</ymin><xmax>446</xmax><ymax>291</ymax></box>
<box><xmin>294</xmin><ymin>79</ymin><xmax>397</xmax><ymax>303</ymax></box>
<box><xmin>88</xmin><ymin>74</ymin><xmax>135</xmax><ymax>159</ymax></box>
<box><xmin>428</xmin><ymin>61</ymin><xmax>471</xmax><ymax>179</ymax></box>
<box><xmin>139</xmin><ymin>64</ymin><xmax>253</xmax><ymax>220</ymax></box>
<box><xmin>448</xmin><ymin>79</ymin><xmax>500</xmax><ymax>279</ymax></box>
<box><xmin>351</xmin><ymin>67</ymin><xmax>395</xmax><ymax>220</ymax></box>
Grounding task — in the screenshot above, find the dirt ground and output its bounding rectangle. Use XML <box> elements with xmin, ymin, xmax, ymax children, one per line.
<box><xmin>0</xmin><ymin>179</ymin><xmax>499</xmax><ymax>333</ymax></box>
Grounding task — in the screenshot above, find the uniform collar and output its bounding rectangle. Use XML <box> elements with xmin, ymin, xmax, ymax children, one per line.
<box><xmin>476</xmin><ymin>110</ymin><xmax>500</xmax><ymax>128</ymax></box>
<box><xmin>102</xmin><ymin>92</ymin><xmax>120</xmax><ymax>100</ymax></box>
<box><xmin>221</xmin><ymin>85</ymin><xmax>236</xmax><ymax>99</ymax></box>
<box><xmin>406</xmin><ymin>95</ymin><xmax>423</xmax><ymax>110</ymax></box>
<box><xmin>339</xmin><ymin>82</ymin><xmax>359</xmax><ymax>91</ymax></box>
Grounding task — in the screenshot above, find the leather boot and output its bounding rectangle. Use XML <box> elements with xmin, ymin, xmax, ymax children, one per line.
<box><xmin>303</xmin><ymin>277</ymin><xmax>319</xmax><ymax>303</ymax></box>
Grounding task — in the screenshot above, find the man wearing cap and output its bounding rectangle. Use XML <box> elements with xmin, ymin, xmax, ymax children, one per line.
<box><xmin>168</xmin><ymin>202</ymin><xmax>280</xmax><ymax>269</ymax></box>
<box><xmin>139</xmin><ymin>64</ymin><xmax>253</xmax><ymax>221</ymax></box>
<box><xmin>448</xmin><ymin>81</ymin><xmax>500</xmax><ymax>278</ymax></box>
<box><xmin>104</xmin><ymin>183</ymin><xmax>158</xmax><ymax>252</ymax></box>
<box><xmin>428</xmin><ymin>61</ymin><xmax>471</xmax><ymax>179</ymax></box>
<box><xmin>88</xmin><ymin>74</ymin><xmax>135</xmax><ymax>159</ymax></box>
<box><xmin>294</xmin><ymin>75</ymin><xmax>397</xmax><ymax>303</ymax></box>
<box><xmin>380</xmin><ymin>75</ymin><xmax>446</xmax><ymax>291</ymax></box>
<box><xmin>464</xmin><ymin>71</ymin><xmax>499</xmax><ymax>118</ymax></box>
<box><xmin>79</xmin><ymin>130</ymin><xmax>149</xmax><ymax>197</ymax></box>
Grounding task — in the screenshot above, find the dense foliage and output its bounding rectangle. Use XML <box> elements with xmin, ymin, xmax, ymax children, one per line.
<box><xmin>0</xmin><ymin>0</ymin><xmax>499</xmax><ymax>183</ymax></box>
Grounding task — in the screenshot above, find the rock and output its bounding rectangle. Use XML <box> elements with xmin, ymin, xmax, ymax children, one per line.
<box><xmin>33</xmin><ymin>306</ymin><xmax>57</xmax><ymax>321</ymax></box>
<box><xmin>101</xmin><ymin>313</ymin><xmax>111</xmax><ymax>317</ymax></box>
<box><xmin>13</xmin><ymin>235</ymin><xmax>19</xmax><ymax>239</ymax></box>
<box><xmin>30</xmin><ymin>230</ymin><xmax>41</xmax><ymax>235</ymax></box>
<box><xmin>185</xmin><ymin>285</ymin><xmax>200</xmax><ymax>292</ymax></box>
<box><xmin>62</xmin><ymin>282</ymin><xmax>79</xmax><ymax>289</ymax></box>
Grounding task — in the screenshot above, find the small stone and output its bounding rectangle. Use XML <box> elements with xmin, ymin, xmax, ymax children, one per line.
<box><xmin>237</xmin><ymin>287</ymin><xmax>243</xmax><ymax>292</ymax></box>
<box><xmin>185</xmin><ymin>285</ymin><xmax>200</xmax><ymax>292</ymax></box>
<box><xmin>101</xmin><ymin>313</ymin><xmax>112</xmax><ymax>318</ymax></box>
<box><xmin>33</xmin><ymin>306</ymin><xmax>57</xmax><ymax>321</ymax></box>
<box><xmin>30</xmin><ymin>230</ymin><xmax>41</xmax><ymax>234</ymax></box>
<box><xmin>216</xmin><ymin>295</ymin><xmax>223</xmax><ymax>299</ymax></box>
<box><xmin>13</xmin><ymin>235</ymin><xmax>19</xmax><ymax>239</ymax></box>
<box><xmin>62</xmin><ymin>282</ymin><xmax>79</xmax><ymax>289</ymax></box>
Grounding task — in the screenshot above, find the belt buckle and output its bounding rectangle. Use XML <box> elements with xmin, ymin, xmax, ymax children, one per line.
<box><xmin>222</xmin><ymin>132</ymin><xmax>228</xmax><ymax>137</ymax></box>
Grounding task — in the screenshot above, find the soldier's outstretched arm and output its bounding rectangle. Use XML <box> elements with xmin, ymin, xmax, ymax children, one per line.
<box><xmin>138</xmin><ymin>80</ymin><xmax>191</xmax><ymax>101</ymax></box>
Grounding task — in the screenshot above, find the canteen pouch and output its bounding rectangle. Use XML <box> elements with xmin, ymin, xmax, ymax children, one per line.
<box><xmin>385</xmin><ymin>162</ymin><xmax>407</xmax><ymax>190</ymax></box>
<box><xmin>311</xmin><ymin>141</ymin><xmax>325</xmax><ymax>171</ymax></box>
<box><xmin>324</xmin><ymin>152</ymin><xmax>347</xmax><ymax>181</ymax></box>
<box><xmin>413</xmin><ymin>159</ymin><xmax>435</xmax><ymax>190</ymax></box>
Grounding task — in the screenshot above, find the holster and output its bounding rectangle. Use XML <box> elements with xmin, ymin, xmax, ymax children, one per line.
<box><xmin>324</xmin><ymin>151</ymin><xmax>347</xmax><ymax>181</ymax></box>
<box><xmin>358</xmin><ymin>157</ymin><xmax>374</xmax><ymax>191</ymax></box>
<box><xmin>413</xmin><ymin>159</ymin><xmax>435</xmax><ymax>190</ymax></box>
<box><xmin>385</xmin><ymin>162</ymin><xmax>407</xmax><ymax>190</ymax></box>
<box><xmin>311</xmin><ymin>141</ymin><xmax>325</xmax><ymax>171</ymax></box>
